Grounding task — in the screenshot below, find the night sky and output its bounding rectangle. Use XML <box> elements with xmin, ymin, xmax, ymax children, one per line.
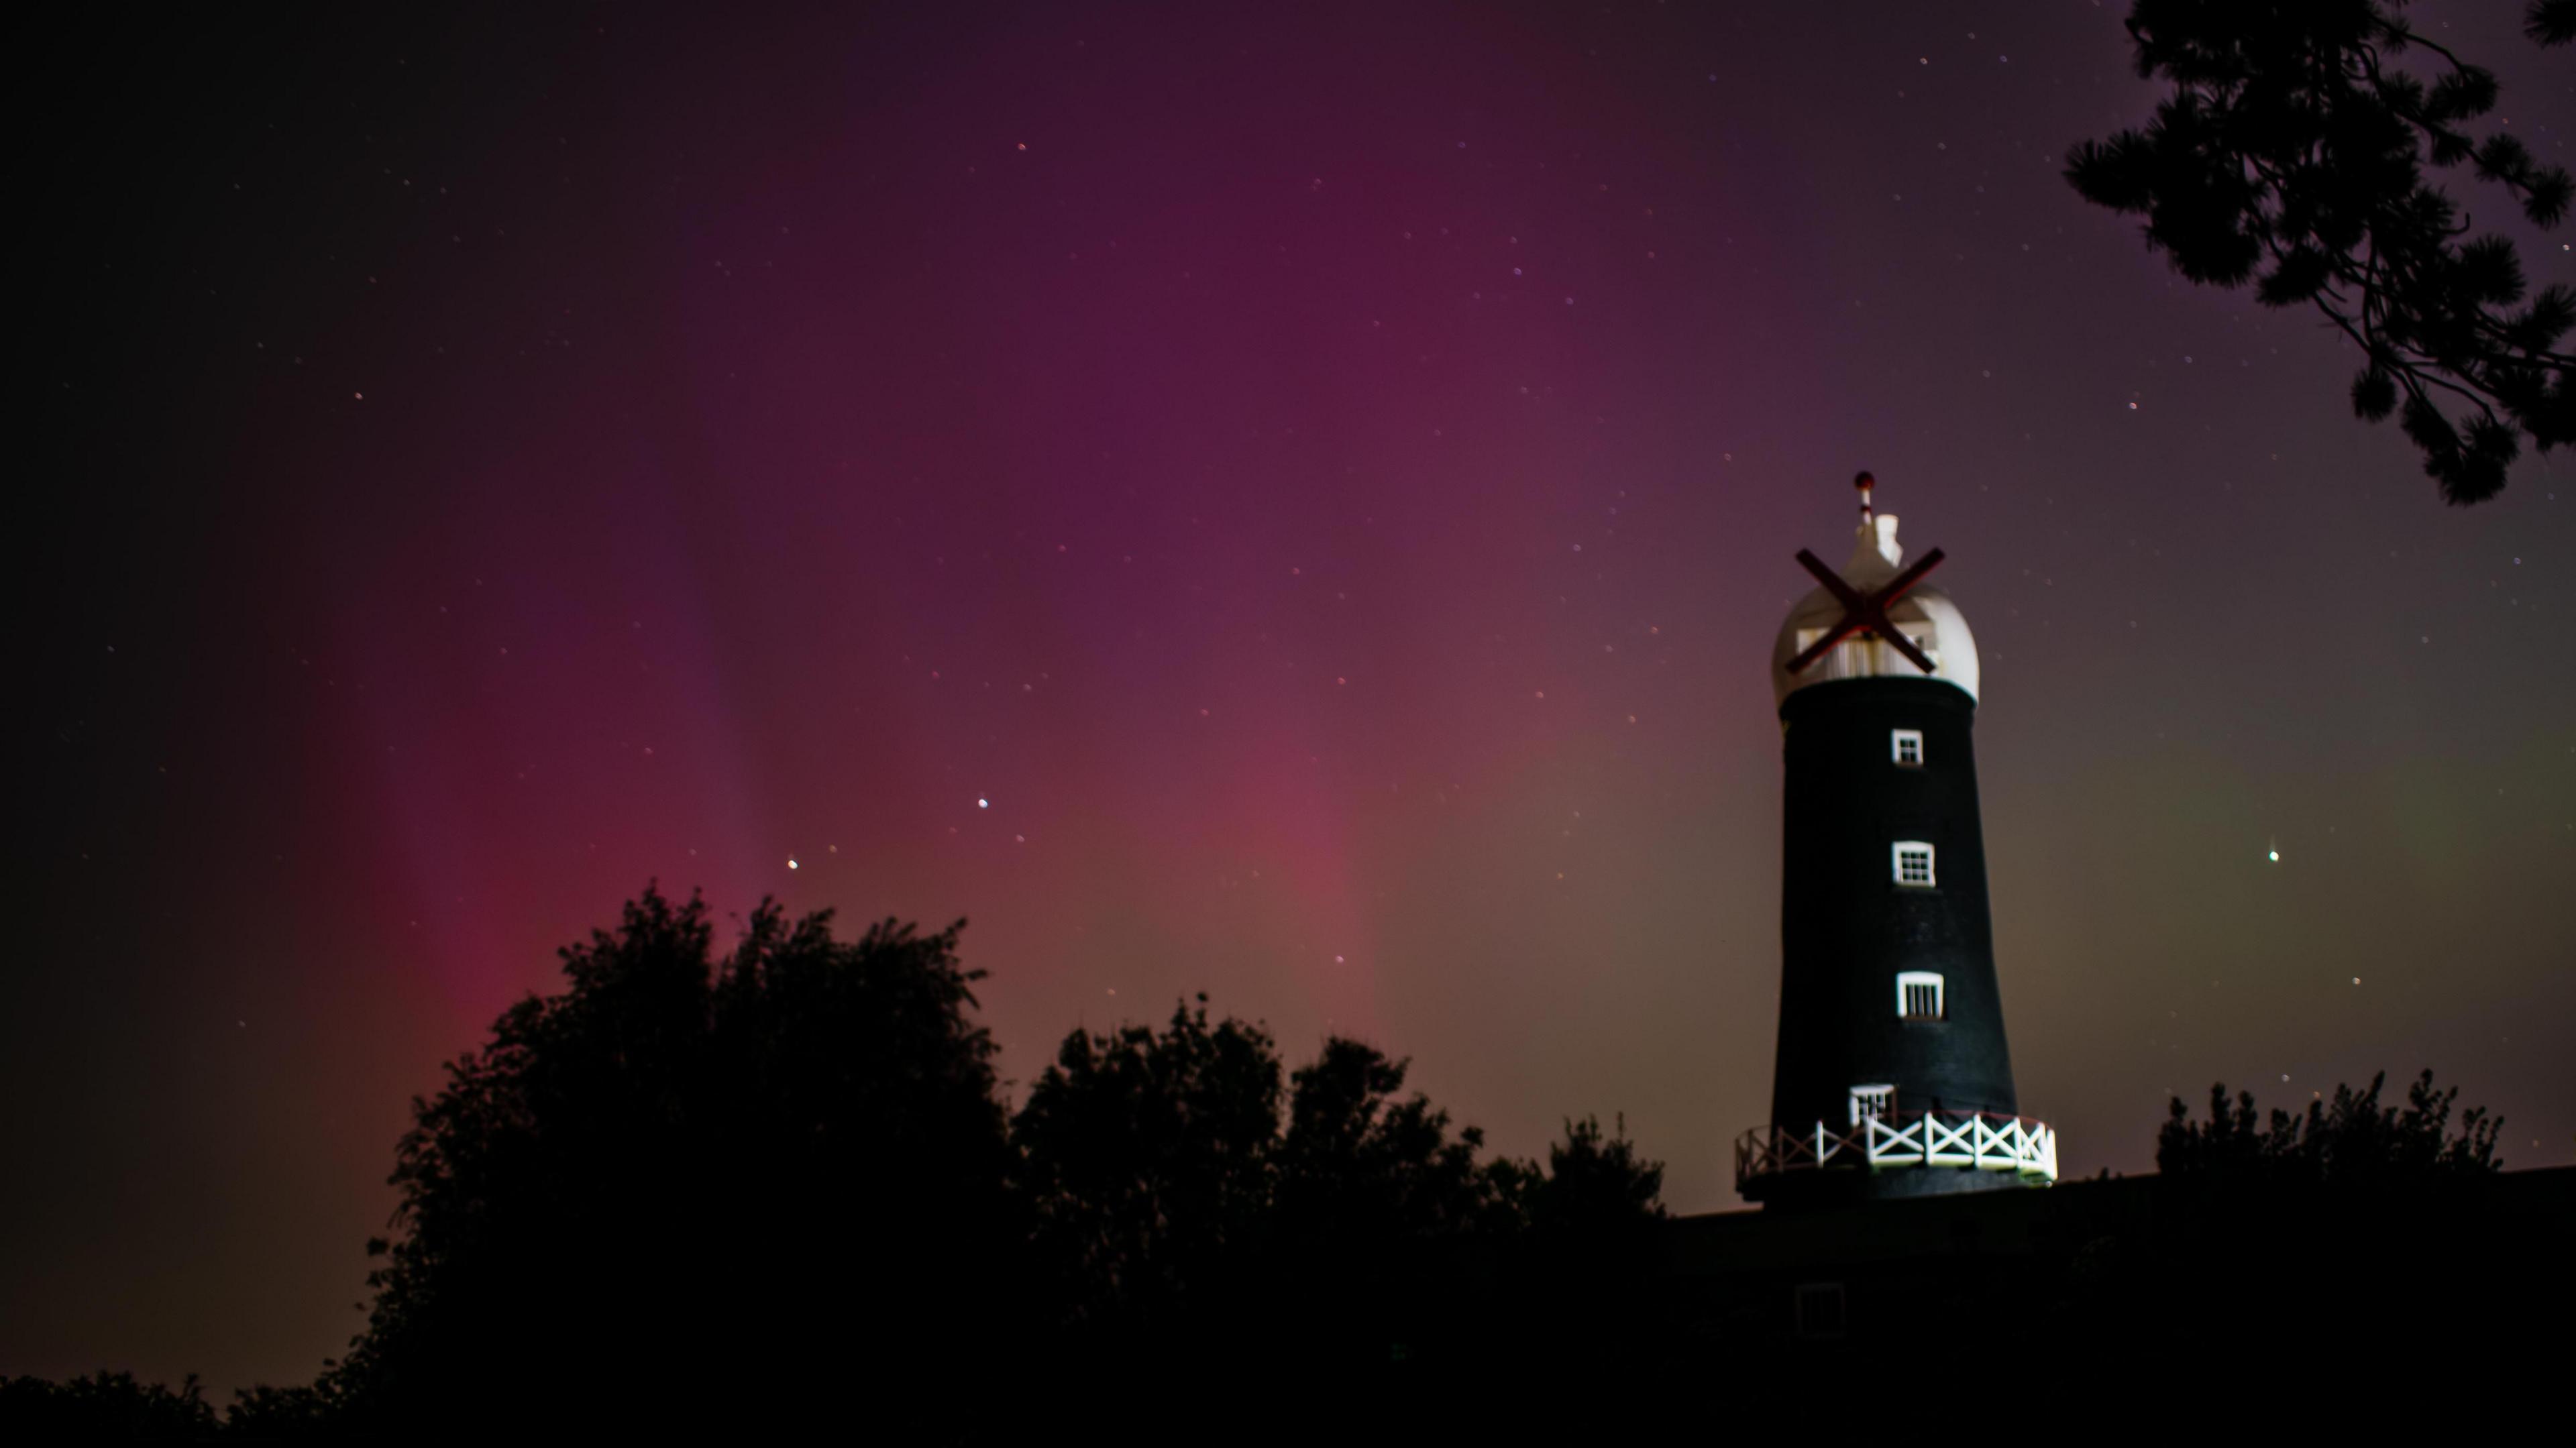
<box><xmin>13</xmin><ymin>2</ymin><xmax>2571</xmax><ymax>1394</ymax></box>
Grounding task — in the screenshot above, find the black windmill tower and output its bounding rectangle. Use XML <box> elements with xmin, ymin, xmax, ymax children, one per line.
<box><xmin>1736</xmin><ymin>474</ymin><xmax>2056</xmax><ymax>1208</ymax></box>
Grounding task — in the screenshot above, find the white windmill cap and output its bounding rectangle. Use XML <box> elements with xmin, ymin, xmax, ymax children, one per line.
<box><xmin>1769</xmin><ymin>476</ymin><xmax>1982</xmax><ymax>707</ymax></box>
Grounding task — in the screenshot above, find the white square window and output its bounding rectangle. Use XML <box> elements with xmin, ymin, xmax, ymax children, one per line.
<box><xmin>1892</xmin><ymin>841</ymin><xmax>1936</xmax><ymax>887</ymax></box>
<box><xmin>1848</xmin><ymin>1084</ymin><xmax>1896</xmax><ymax>1126</ymax></box>
<box><xmin>1896</xmin><ymin>970</ymin><xmax>1945</xmax><ymax>1021</ymax></box>
<box><xmin>1891</xmin><ymin>729</ymin><xmax>1924</xmax><ymax>766</ymax></box>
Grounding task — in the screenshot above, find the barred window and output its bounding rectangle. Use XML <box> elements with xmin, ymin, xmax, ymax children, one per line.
<box><xmin>1848</xmin><ymin>1084</ymin><xmax>1896</xmax><ymax>1126</ymax></box>
<box><xmin>1896</xmin><ymin>971</ymin><xmax>1945</xmax><ymax>1021</ymax></box>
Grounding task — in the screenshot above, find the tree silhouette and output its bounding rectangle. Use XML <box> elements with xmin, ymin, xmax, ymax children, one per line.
<box><xmin>315</xmin><ymin>886</ymin><xmax>1020</xmax><ymax>1437</ymax></box>
<box><xmin>2035</xmin><ymin>1067</ymin><xmax>2532</xmax><ymax>1381</ymax></box>
<box><xmin>1267</xmin><ymin>1036</ymin><xmax>1532</xmax><ymax>1381</ymax></box>
<box><xmin>2068</xmin><ymin>0</ymin><xmax>2573</xmax><ymax>503</ymax></box>
<box><xmin>1010</xmin><ymin>997</ymin><xmax>1672</xmax><ymax>1414</ymax></box>
<box><xmin>1012</xmin><ymin>996</ymin><xmax>1283</xmax><ymax>1335</ymax></box>
<box><xmin>1521</xmin><ymin>1113</ymin><xmax>1668</xmax><ymax>1308</ymax></box>
<box><xmin>1530</xmin><ymin>1113</ymin><xmax>1668</xmax><ymax>1241</ymax></box>
<box><xmin>0</xmin><ymin>1372</ymin><xmax>217</xmax><ymax>1441</ymax></box>
<box><xmin>2158</xmin><ymin>1067</ymin><xmax>2502</xmax><ymax>1182</ymax></box>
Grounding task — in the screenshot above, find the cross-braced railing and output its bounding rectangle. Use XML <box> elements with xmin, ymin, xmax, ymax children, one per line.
<box><xmin>1735</xmin><ymin>1109</ymin><xmax>2057</xmax><ymax>1190</ymax></box>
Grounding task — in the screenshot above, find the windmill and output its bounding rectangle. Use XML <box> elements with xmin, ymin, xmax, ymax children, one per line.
<box><xmin>1737</xmin><ymin>474</ymin><xmax>2057</xmax><ymax>1207</ymax></box>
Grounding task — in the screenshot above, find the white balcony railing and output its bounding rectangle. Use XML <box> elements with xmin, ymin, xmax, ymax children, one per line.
<box><xmin>1735</xmin><ymin>1109</ymin><xmax>2057</xmax><ymax>1189</ymax></box>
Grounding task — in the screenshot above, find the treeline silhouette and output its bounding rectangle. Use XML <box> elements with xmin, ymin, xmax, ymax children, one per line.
<box><xmin>2029</xmin><ymin>1065</ymin><xmax>2540</xmax><ymax>1378</ymax></box>
<box><xmin>2</xmin><ymin>887</ymin><xmax>2549</xmax><ymax>1438</ymax></box>
<box><xmin>5</xmin><ymin>889</ymin><xmax>1672</xmax><ymax>1439</ymax></box>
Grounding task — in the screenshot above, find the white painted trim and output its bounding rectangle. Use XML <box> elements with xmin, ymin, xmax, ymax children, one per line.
<box><xmin>1734</xmin><ymin>1110</ymin><xmax>2060</xmax><ymax>1187</ymax></box>
<box><xmin>1848</xmin><ymin>1083</ymin><xmax>1896</xmax><ymax>1126</ymax></box>
<box><xmin>1890</xmin><ymin>728</ymin><xmax>1924</xmax><ymax>765</ymax></box>
<box><xmin>1892</xmin><ymin>840</ymin><xmax>1936</xmax><ymax>887</ymax></box>
<box><xmin>1896</xmin><ymin>970</ymin><xmax>1945</xmax><ymax>1020</ymax></box>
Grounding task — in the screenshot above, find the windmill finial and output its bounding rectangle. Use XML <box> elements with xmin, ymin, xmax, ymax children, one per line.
<box><xmin>1854</xmin><ymin>470</ymin><xmax>1876</xmax><ymax>525</ymax></box>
